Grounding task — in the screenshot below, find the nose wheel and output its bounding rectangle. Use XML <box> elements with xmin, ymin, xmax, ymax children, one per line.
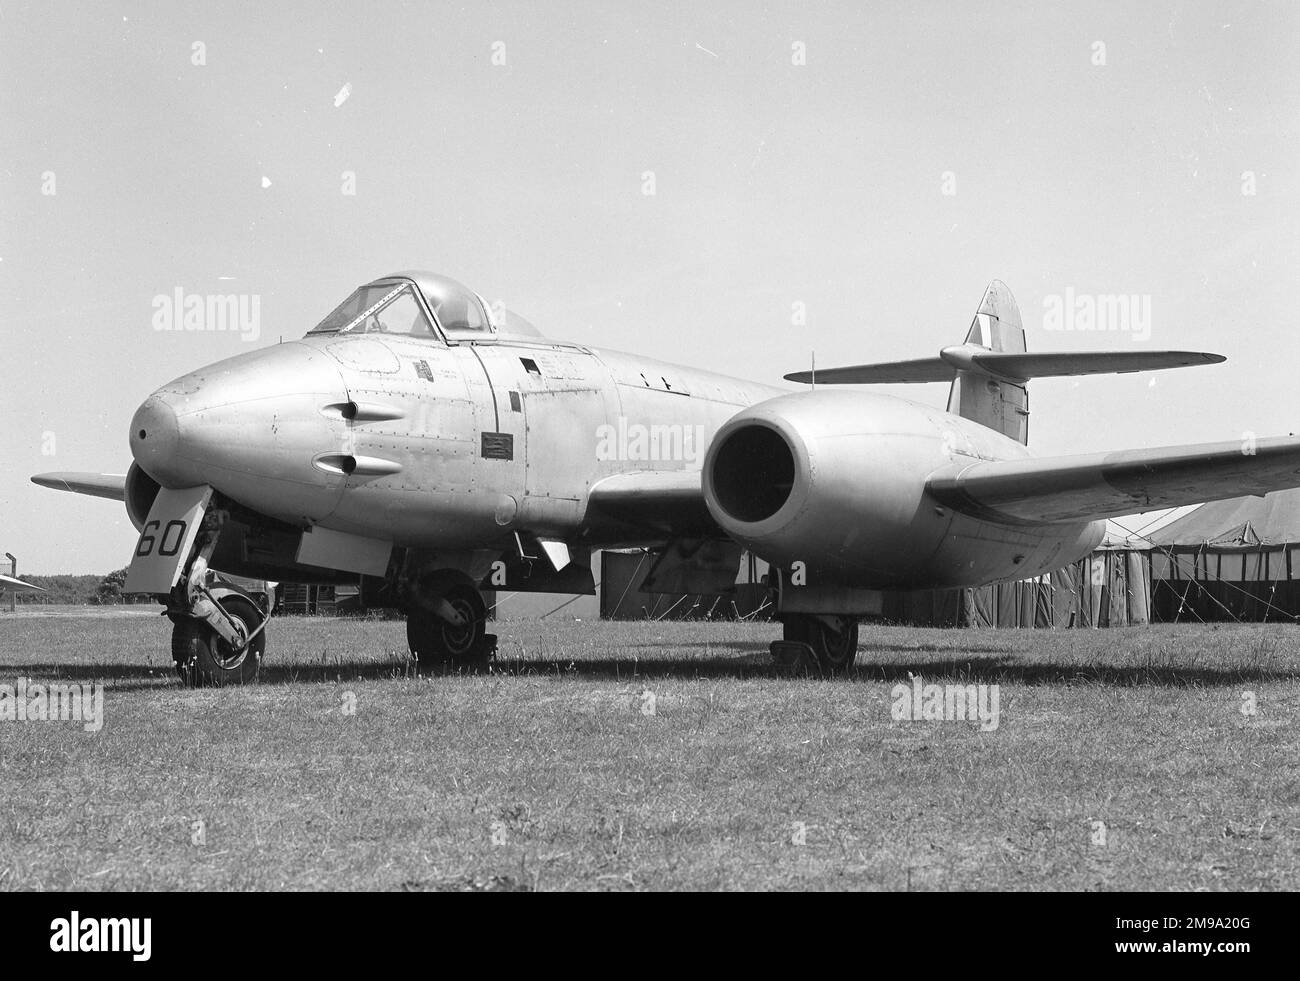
<box><xmin>406</xmin><ymin>575</ymin><xmax>496</xmax><ymax>669</ymax></box>
<box><xmin>172</xmin><ymin>593</ymin><xmax>266</xmax><ymax>686</ymax></box>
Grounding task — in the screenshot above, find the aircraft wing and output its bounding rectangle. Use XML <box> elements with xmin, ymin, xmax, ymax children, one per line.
<box><xmin>30</xmin><ymin>472</ymin><xmax>127</xmax><ymax>502</ymax></box>
<box><xmin>0</xmin><ymin>572</ymin><xmax>44</xmax><ymax>592</ymax></box>
<box><xmin>927</xmin><ymin>436</ymin><xmax>1300</xmax><ymax>525</ymax></box>
<box><xmin>587</xmin><ymin>470</ymin><xmax>720</xmax><ymax>536</ymax></box>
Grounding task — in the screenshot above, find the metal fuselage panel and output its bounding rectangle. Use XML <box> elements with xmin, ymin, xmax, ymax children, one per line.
<box><xmin>301</xmin><ymin>334</ymin><xmax>784</xmax><ymax>548</ymax></box>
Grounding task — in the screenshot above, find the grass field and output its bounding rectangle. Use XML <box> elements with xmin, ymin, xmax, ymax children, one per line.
<box><xmin>1</xmin><ymin>609</ymin><xmax>1297</xmax><ymax>891</ymax></box>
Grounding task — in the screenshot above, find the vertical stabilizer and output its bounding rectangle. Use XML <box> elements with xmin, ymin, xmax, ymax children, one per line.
<box><xmin>946</xmin><ymin>280</ymin><xmax>1029</xmax><ymax>444</ymax></box>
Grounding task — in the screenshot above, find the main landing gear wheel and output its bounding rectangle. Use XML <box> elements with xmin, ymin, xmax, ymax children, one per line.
<box><xmin>782</xmin><ymin>613</ymin><xmax>859</xmax><ymax>673</ymax></box>
<box><xmin>172</xmin><ymin>594</ymin><xmax>266</xmax><ymax>687</ymax></box>
<box><xmin>407</xmin><ymin>579</ymin><xmax>496</xmax><ymax>670</ymax></box>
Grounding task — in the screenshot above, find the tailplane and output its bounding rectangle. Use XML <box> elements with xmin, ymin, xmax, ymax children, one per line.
<box><xmin>783</xmin><ymin>280</ymin><xmax>1225</xmax><ymax>446</ymax></box>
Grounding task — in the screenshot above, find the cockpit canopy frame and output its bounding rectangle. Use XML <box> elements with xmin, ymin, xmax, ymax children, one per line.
<box><xmin>308</xmin><ymin>270</ymin><xmax>543</xmax><ymax>342</ymax></box>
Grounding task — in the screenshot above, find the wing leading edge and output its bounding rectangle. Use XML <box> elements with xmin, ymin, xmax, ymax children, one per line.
<box><xmin>0</xmin><ymin>572</ymin><xmax>44</xmax><ymax>592</ymax></box>
<box><xmin>587</xmin><ymin>470</ymin><xmax>719</xmax><ymax>537</ymax></box>
<box><xmin>30</xmin><ymin>472</ymin><xmax>127</xmax><ymax>502</ymax></box>
<box><xmin>927</xmin><ymin>436</ymin><xmax>1300</xmax><ymax>526</ymax></box>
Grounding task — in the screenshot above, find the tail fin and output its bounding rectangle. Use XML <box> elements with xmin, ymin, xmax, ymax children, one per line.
<box><xmin>946</xmin><ymin>280</ymin><xmax>1029</xmax><ymax>444</ymax></box>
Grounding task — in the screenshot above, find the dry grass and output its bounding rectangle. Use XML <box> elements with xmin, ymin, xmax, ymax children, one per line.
<box><xmin>1</xmin><ymin>610</ymin><xmax>1297</xmax><ymax>890</ymax></box>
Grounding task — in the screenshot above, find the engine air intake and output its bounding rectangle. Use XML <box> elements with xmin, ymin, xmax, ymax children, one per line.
<box><xmin>709</xmin><ymin>424</ymin><xmax>795</xmax><ymax>523</ymax></box>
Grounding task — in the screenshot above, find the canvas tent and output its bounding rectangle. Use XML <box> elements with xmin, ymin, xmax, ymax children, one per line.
<box><xmin>882</xmin><ymin>568</ymin><xmax>1083</xmax><ymax>628</ymax></box>
<box><xmin>1140</xmin><ymin>489</ymin><xmax>1300</xmax><ymax>623</ymax></box>
<box><xmin>882</xmin><ymin>548</ymin><xmax>1150</xmax><ymax>629</ymax></box>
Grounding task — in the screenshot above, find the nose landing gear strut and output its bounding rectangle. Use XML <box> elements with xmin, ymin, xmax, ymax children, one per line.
<box><xmin>168</xmin><ymin>514</ymin><xmax>269</xmax><ymax>686</ymax></box>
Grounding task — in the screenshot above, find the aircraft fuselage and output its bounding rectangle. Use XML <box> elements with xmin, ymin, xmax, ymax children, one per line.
<box><xmin>128</xmin><ymin>329</ymin><xmax>1102</xmax><ymax>591</ymax></box>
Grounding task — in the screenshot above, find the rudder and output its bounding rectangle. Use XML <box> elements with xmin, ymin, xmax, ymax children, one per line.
<box><xmin>947</xmin><ymin>280</ymin><xmax>1029</xmax><ymax>444</ymax></box>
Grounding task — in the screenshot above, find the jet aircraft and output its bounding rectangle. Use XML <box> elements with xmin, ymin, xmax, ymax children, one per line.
<box><xmin>32</xmin><ymin>273</ymin><xmax>1300</xmax><ymax>683</ymax></box>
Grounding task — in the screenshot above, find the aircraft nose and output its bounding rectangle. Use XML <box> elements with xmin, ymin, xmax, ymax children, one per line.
<box><xmin>128</xmin><ymin>342</ymin><xmax>353</xmax><ymax>522</ymax></box>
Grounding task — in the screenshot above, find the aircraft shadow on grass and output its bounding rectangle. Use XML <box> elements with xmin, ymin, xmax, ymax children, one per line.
<box><xmin>482</xmin><ymin>651</ymin><xmax>1300</xmax><ymax>687</ymax></box>
<box><xmin>9</xmin><ymin>644</ymin><xmax>1299</xmax><ymax>692</ymax></box>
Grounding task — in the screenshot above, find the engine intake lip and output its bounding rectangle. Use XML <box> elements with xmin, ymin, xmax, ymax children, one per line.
<box><xmin>124</xmin><ymin>463</ymin><xmax>162</xmax><ymax>532</ymax></box>
<box><xmin>703</xmin><ymin>416</ymin><xmax>810</xmax><ymax>535</ymax></box>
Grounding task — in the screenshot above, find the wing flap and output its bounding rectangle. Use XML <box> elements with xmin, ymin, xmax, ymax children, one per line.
<box><xmin>31</xmin><ymin>472</ymin><xmax>127</xmax><ymax>502</ymax></box>
<box><xmin>927</xmin><ymin>437</ymin><xmax>1300</xmax><ymax>525</ymax></box>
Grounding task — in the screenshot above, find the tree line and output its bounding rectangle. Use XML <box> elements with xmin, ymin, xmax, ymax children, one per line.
<box><xmin>8</xmin><ymin>569</ymin><xmax>150</xmax><ymax>605</ymax></box>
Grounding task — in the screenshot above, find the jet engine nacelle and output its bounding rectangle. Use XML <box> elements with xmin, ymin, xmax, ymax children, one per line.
<box><xmin>701</xmin><ymin>390</ymin><xmax>1065</xmax><ymax>589</ymax></box>
<box><xmin>125</xmin><ymin>462</ymin><xmax>161</xmax><ymax>532</ymax></box>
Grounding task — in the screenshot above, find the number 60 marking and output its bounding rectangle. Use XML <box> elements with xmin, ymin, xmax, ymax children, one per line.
<box><xmin>136</xmin><ymin>519</ymin><xmax>188</xmax><ymax>558</ymax></box>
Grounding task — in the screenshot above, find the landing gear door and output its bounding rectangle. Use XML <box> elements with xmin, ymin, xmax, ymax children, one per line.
<box><xmin>124</xmin><ymin>485</ymin><xmax>214</xmax><ymax>595</ymax></box>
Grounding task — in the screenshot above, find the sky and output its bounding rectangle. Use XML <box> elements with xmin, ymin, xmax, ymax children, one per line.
<box><xmin>1</xmin><ymin>0</ymin><xmax>1296</xmax><ymax>573</ymax></box>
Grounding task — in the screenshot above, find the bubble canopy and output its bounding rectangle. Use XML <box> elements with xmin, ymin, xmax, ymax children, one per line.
<box><xmin>307</xmin><ymin>271</ymin><xmax>542</xmax><ymax>340</ymax></box>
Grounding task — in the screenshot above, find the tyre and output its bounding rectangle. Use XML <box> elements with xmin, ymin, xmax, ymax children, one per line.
<box><xmin>406</xmin><ymin>581</ymin><xmax>492</xmax><ymax>669</ymax></box>
<box><xmin>173</xmin><ymin>594</ymin><xmax>266</xmax><ymax>686</ymax></box>
<box><xmin>783</xmin><ymin>613</ymin><xmax>858</xmax><ymax>673</ymax></box>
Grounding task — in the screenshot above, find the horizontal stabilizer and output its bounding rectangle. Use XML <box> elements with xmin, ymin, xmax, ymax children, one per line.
<box><xmin>786</xmin><ymin>358</ymin><xmax>956</xmax><ymax>385</ymax></box>
<box><xmin>31</xmin><ymin>472</ymin><xmax>127</xmax><ymax>502</ymax></box>
<box><xmin>963</xmin><ymin>349</ymin><xmax>1224</xmax><ymax>379</ymax></box>
<box><xmin>786</xmin><ymin>348</ymin><xmax>1224</xmax><ymax>385</ymax></box>
<box><xmin>927</xmin><ymin>436</ymin><xmax>1300</xmax><ymax>525</ymax></box>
